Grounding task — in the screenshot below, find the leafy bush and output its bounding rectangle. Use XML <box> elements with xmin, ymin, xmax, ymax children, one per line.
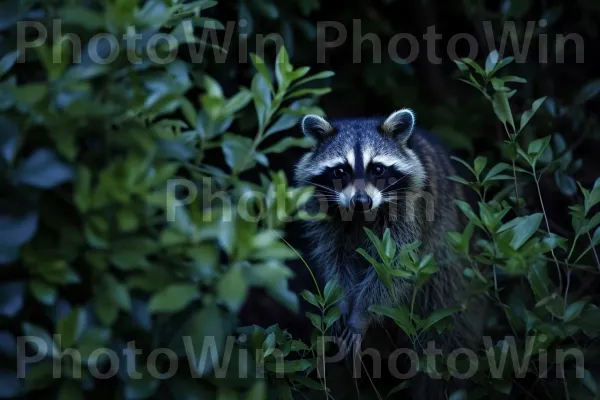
<box><xmin>344</xmin><ymin>53</ymin><xmax>600</xmax><ymax>399</ymax></box>
<box><xmin>2</xmin><ymin>0</ymin><xmax>600</xmax><ymax>399</ymax></box>
<box><xmin>0</xmin><ymin>1</ymin><xmax>334</xmax><ymax>398</ymax></box>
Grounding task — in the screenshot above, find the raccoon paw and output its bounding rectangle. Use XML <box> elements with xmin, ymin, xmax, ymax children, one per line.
<box><xmin>339</xmin><ymin>325</ymin><xmax>364</xmax><ymax>357</ymax></box>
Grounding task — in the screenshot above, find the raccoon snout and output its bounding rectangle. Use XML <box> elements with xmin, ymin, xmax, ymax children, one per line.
<box><xmin>350</xmin><ymin>192</ymin><xmax>373</xmax><ymax>211</ymax></box>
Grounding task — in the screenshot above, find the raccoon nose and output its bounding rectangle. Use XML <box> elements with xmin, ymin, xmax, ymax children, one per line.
<box><xmin>351</xmin><ymin>192</ymin><xmax>372</xmax><ymax>211</ymax></box>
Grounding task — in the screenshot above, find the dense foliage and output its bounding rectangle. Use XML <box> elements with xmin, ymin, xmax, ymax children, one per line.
<box><xmin>1</xmin><ymin>0</ymin><xmax>600</xmax><ymax>399</ymax></box>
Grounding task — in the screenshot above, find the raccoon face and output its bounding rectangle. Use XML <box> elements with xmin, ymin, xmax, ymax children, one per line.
<box><xmin>294</xmin><ymin>109</ymin><xmax>427</xmax><ymax>220</ymax></box>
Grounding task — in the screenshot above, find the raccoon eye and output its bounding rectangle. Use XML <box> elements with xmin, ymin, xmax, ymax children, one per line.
<box><xmin>369</xmin><ymin>164</ymin><xmax>386</xmax><ymax>176</ymax></box>
<box><xmin>333</xmin><ymin>167</ymin><xmax>347</xmax><ymax>178</ymax></box>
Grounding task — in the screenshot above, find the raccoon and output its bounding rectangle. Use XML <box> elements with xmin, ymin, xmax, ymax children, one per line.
<box><xmin>293</xmin><ymin>109</ymin><xmax>485</xmax><ymax>398</ymax></box>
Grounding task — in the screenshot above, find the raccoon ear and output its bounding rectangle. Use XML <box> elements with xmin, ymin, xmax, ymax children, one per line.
<box><xmin>381</xmin><ymin>108</ymin><xmax>416</xmax><ymax>145</ymax></box>
<box><xmin>301</xmin><ymin>115</ymin><xmax>334</xmax><ymax>142</ymax></box>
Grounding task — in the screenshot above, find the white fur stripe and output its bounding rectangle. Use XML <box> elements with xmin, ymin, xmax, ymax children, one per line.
<box><xmin>362</xmin><ymin>147</ymin><xmax>373</xmax><ymax>169</ymax></box>
<box><xmin>311</xmin><ymin>156</ymin><xmax>345</xmax><ymax>176</ymax></box>
<box><xmin>345</xmin><ymin>151</ymin><xmax>355</xmax><ymax>171</ymax></box>
<box><xmin>372</xmin><ymin>154</ymin><xmax>414</xmax><ymax>172</ymax></box>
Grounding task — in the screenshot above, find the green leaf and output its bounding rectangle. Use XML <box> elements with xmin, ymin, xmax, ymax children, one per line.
<box><xmin>14</xmin><ymin>148</ymin><xmax>73</xmax><ymax>189</ymax></box>
<box><xmin>262</xmin><ymin>136</ymin><xmax>313</xmax><ymax>154</ymax></box>
<box><xmin>451</xmin><ymin>156</ymin><xmax>476</xmax><ymax>176</ymax></box>
<box><xmin>148</xmin><ymin>283</ymin><xmax>199</xmax><ymax>313</ymax></box>
<box><xmin>363</xmin><ymin>227</ymin><xmax>388</xmax><ymax>264</ymax></box>
<box><xmin>306</xmin><ymin>312</ymin><xmax>322</xmax><ymax>330</ymax></box>
<box><xmin>290</xmin><ymin>340</ymin><xmax>309</xmax><ymax>352</ymax></box>
<box><xmin>251</xmin><ymin>73</ymin><xmax>272</xmax><ymax>131</ymax></box>
<box><xmin>520</xmin><ymin>96</ymin><xmax>547</xmax><ymax>132</ymax></box>
<box><xmin>262</xmin><ymin>332</ymin><xmax>276</xmax><ymax>358</ymax></box>
<box><xmin>564</xmin><ymin>299</ymin><xmax>588</xmax><ymax>322</ymax></box>
<box><xmin>245</xmin><ymin>379</ymin><xmax>267</xmax><ymax>400</ymax></box>
<box><xmin>286</xmin><ymin>66</ymin><xmax>310</xmax><ymax>82</ymax></box>
<box><xmin>455</xmin><ymin>200</ymin><xmax>483</xmax><ymax>229</ymax></box>
<box><xmin>250</xmin><ymin>53</ymin><xmax>274</xmax><ymax>93</ymax></box>
<box><xmin>453</xmin><ymin>59</ymin><xmax>469</xmax><ymax>73</ymax></box>
<box><xmin>0</xmin><ymin>370</ymin><xmax>21</xmax><ymax>398</ymax></box>
<box><xmin>169</xmin><ymin>304</ymin><xmax>230</xmax><ymax>376</ymax></box>
<box><xmin>291</xmin><ymin>376</ymin><xmax>324</xmax><ymax>391</ymax></box>
<box><xmin>527</xmin><ymin>135</ymin><xmax>552</xmax><ymax>160</ymax></box>
<box><xmin>57</xmin><ymin>307</ymin><xmax>87</xmax><ymax>349</ymax></box>
<box><xmin>123</xmin><ymin>374</ymin><xmax>160</xmax><ymax>399</ymax></box>
<box><xmin>264</xmin><ymin>112</ymin><xmax>302</xmax><ymax>138</ymax></box>
<box><xmin>448</xmin><ymin>389</ymin><xmax>468</xmax><ymax>400</ymax></box>
<box><xmin>265</xmin><ymin>359</ymin><xmax>311</xmax><ymax>374</ymax></box>
<box><xmin>527</xmin><ymin>264</ymin><xmax>553</xmax><ymax>304</ymax></box>
<box><xmin>418</xmin><ymin>306</ymin><xmax>461</xmax><ymax>332</ymax></box>
<box><xmin>23</xmin><ymin>361</ymin><xmax>54</xmax><ymax>393</ymax></box>
<box><xmin>387</xmin><ymin>381</ymin><xmax>410</xmax><ymax>396</ymax></box>
<box><xmin>502</xmin><ymin>75</ymin><xmax>527</xmax><ymax>83</ymax></box>
<box><xmin>491</xmin><ymin>56</ymin><xmax>515</xmax><ymax>73</ymax></box>
<box><xmin>285</xmin><ymin>87</ymin><xmax>332</xmax><ymax>100</ymax></box>
<box><xmin>291</xmin><ymin>70</ymin><xmax>335</xmax><ymax>89</ymax></box>
<box><xmin>502</xmin><ymin>213</ymin><xmax>543</xmax><ymax>250</ymax></box>
<box><xmin>323</xmin><ymin>280</ymin><xmax>342</xmax><ymax>305</ymax></box>
<box><xmin>485</xmin><ymin>50</ymin><xmax>499</xmax><ymax>74</ymax></box>
<box><xmin>0</xmin><ymin>50</ymin><xmax>19</xmax><ymax>79</ymax></box>
<box><xmin>582</xmin><ymin>369</ymin><xmax>598</xmax><ymax>395</ymax></box>
<box><xmin>29</xmin><ymin>280</ymin><xmax>56</xmax><ymax>306</ymax></box>
<box><xmin>323</xmin><ymin>307</ymin><xmax>341</xmax><ymax>330</ymax></box>
<box><xmin>12</xmin><ymin>83</ymin><xmax>47</xmax><ymax>106</ymax></box>
<box><xmin>484</xmin><ymin>162</ymin><xmax>510</xmax><ymax>182</ymax></box>
<box><xmin>473</xmin><ymin>156</ymin><xmax>487</xmax><ymax>179</ymax></box>
<box><xmin>59</xmin><ymin>7</ymin><xmax>105</xmax><ymax>30</ymax></box>
<box><xmin>275</xmin><ymin>47</ymin><xmax>292</xmax><ymax>90</ymax></box>
<box><xmin>301</xmin><ymin>290</ymin><xmax>320</xmax><ymax>307</ymax></box>
<box><xmin>0</xmin><ymin>116</ymin><xmax>18</xmax><ymax>163</ymax></box>
<box><xmin>22</xmin><ymin>323</ymin><xmax>59</xmax><ymax>359</ymax></box>
<box><xmin>224</xmin><ymin>89</ymin><xmax>253</xmax><ymax>115</ymax></box>
<box><xmin>461</xmin><ymin>58</ymin><xmax>486</xmax><ymax>77</ymax></box>
<box><xmin>0</xmin><ymin>282</ymin><xmax>25</xmax><ymax>317</ymax></box>
<box><xmin>57</xmin><ymin>376</ymin><xmax>83</xmax><ymax>400</ymax></box>
<box><xmin>217</xmin><ymin>265</ymin><xmax>249</xmax><ymax>312</ymax></box>
<box><xmin>222</xmin><ymin>134</ymin><xmax>253</xmax><ymax>172</ymax></box>
<box><xmin>356</xmin><ymin>248</ymin><xmax>382</xmax><ymax>269</ymax></box>
<box><xmin>368</xmin><ymin>305</ymin><xmax>415</xmax><ymax>337</ymax></box>
<box><xmin>448</xmin><ymin>176</ymin><xmax>471</xmax><ymax>186</ymax></box>
<box><xmin>491</xmin><ymin>77</ymin><xmax>508</xmax><ymax>92</ymax></box>
<box><xmin>575</xmin><ymin>79</ymin><xmax>600</xmax><ymax>105</ymax></box>
<box><xmin>492</xmin><ymin>91</ymin><xmax>515</xmax><ymax>131</ymax></box>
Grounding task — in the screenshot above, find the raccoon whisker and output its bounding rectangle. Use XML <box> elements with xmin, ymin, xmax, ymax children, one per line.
<box><xmin>382</xmin><ymin>193</ymin><xmax>410</xmax><ymax>201</ymax></box>
<box><xmin>378</xmin><ymin>175</ymin><xmax>410</xmax><ymax>193</ymax></box>
<box><xmin>382</xmin><ymin>201</ymin><xmax>405</xmax><ymax>208</ymax></box>
<box><xmin>381</xmin><ymin>187</ymin><xmax>411</xmax><ymax>196</ymax></box>
<box><xmin>382</xmin><ymin>197</ymin><xmax>407</xmax><ymax>203</ymax></box>
<box><xmin>299</xmin><ymin>181</ymin><xmax>339</xmax><ymax>195</ymax></box>
<box><xmin>382</xmin><ymin>191</ymin><xmax>410</xmax><ymax>197</ymax></box>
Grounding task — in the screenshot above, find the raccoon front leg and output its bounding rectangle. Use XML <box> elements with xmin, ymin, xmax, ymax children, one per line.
<box><xmin>321</xmin><ymin>264</ymin><xmax>357</xmax><ymax>336</ymax></box>
<box><xmin>344</xmin><ymin>268</ymin><xmax>411</xmax><ymax>353</ymax></box>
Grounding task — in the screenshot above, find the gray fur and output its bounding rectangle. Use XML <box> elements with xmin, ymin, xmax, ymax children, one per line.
<box><xmin>294</xmin><ymin>112</ymin><xmax>485</xmax><ymax>399</ymax></box>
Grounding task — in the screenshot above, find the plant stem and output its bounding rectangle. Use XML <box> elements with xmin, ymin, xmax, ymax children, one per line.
<box><xmin>320</xmin><ymin>318</ymin><xmax>328</xmax><ymax>400</ymax></box>
<box><xmin>567</xmin><ymin>233</ymin><xmax>581</xmax><ymax>262</ymax></box>
<box><xmin>410</xmin><ymin>286</ymin><xmax>417</xmax><ymax>323</ymax></box>
<box><xmin>534</xmin><ymin>172</ymin><xmax>563</xmax><ymax>292</ymax></box>
<box><xmin>564</xmin><ymin>270</ymin><xmax>571</xmax><ymax>312</ymax></box>
<box><xmin>586</xmin><ymin>231</ymin><xmax>600</xmax><ymax>272</ymax></box>
<box><xmin>512</xmin><ymin>158</ymin><xmax>521</xmax><ymax>210</ymax></box>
